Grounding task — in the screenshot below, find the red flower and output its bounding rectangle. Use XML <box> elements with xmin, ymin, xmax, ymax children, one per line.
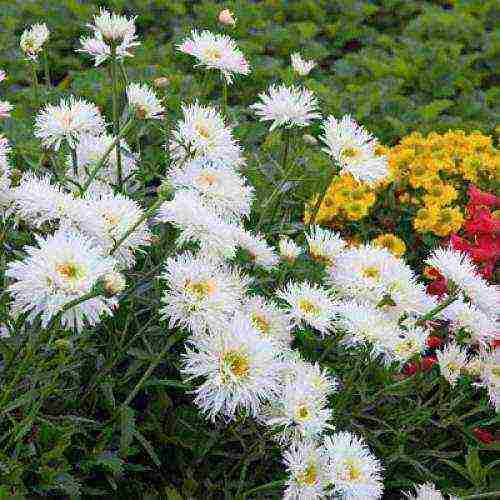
<box><xmin>427</xmin><ymin>278</ymin><xmax>448</xmax><ymax>297</ymax></box>
<box><xmin>468</xmin><ymin>185</ymin><xmax>500</xmax><ymax>208</ymax></box>
<box><xmin>465</xmin><ymin>207</ymin><xmax>500</xmax><ymax>235</ymax></box>
<box><xmin>450</xmin><ymin>234</ymin><xmax>471</xmax><ymax>253</ymax></box>
<box><xmin>472</xmin><ymin>427</ymin><xmax>494</xmax><ymax>444</ymax></box>
<box><xmin>403</xmin><ymin>361</ymin><xmax>419</xmax><ymax>376</ymax></box>
<box><xmin>427</xmin><ymin>336</ymin><xmax>442</xmax><ymax>349</ymax></box>
<box><xmin>421</xmin><ymin>355</ymin><xmax>438</xmax><ymax>371</ymax></box>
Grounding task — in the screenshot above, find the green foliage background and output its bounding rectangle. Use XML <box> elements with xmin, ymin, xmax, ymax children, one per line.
<box><xmin>0</xmin><ymin>0</ymin><xmax>499</xmax><ymax>498</ymax></box>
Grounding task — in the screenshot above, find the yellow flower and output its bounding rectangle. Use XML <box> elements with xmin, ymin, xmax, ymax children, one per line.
<box><xmin>413</xmin><ymin>206</ymin><xmax>438</xmax><ymax>233</ymax></box>
<box><xmin>422</xmin><ymin>182</ymin><xmax>458</xmax><ymax>207</ymax></box>
<box><xmin>372</xmin><ymin>233</ymin><xmax>406</xmax><ymax>257</ymax></box>
<box><xmin>430</xmin><ymin>207</ymin><xmax>464</xmax><ymax>237</ymax></box>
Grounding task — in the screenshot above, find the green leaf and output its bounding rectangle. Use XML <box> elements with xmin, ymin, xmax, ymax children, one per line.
<box><xmin>119</xmin><ymin>406</ymin><xmax>135</xmax><ymax>458</ymax></box>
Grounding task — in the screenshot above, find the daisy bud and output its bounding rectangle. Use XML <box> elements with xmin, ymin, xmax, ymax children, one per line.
<box><xmin>154</xmin><ymin>77</ymin><xmax>170</xmax><ymax>88</ymax></box>
<box><xmin>303</xmin><ymin>133</ymin><xmax>318</xmax><ymax>145</ymax></box>
<box><xmin>103</xmin><ymin>271</ymin><xmax>126</xmax><ymax>297</ymax></box>
<box><xmin>219</xmin><ymin>9</ymin><xmax>236</xmax><ymax>26</ymax></box>
<box><xmin>127</xmin><ymin>82</ymin><xmax>164</xmax><ymax>120</ymax></box>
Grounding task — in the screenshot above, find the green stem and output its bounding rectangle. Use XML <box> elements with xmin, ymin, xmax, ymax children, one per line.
<box><xmin>417</xmin><ymin>294</ymin><xmax>458</xmax><ymax>325</ymax></box>
<box><xmin>308</xmin><ymin>169</ymin><xmax>339</xmax><ymax>228</ymax></box>
<box><xmin>43</xmin><ymin>51</ymin><xmax>50</xmax><ymax>87</ymax></box>
<box><xmin>70</xmin><ymin>147</ymin><xmax>78</xmax><ymax>177</ymax></box>
<box><xmin>122</xmin><ymin>330</ymin><xmax>186</xmax><ymax>407</ymax></box>
<box><xmin>111</xmin><ymin>45</ymin><xmax>123</xmax><ymax>190</ymax></box>
<box><xmin>460</xmin><ymin>493</ymin><xmax>500</xmax><ymax>500</ymax></box>
<box><xmin>79</xmin><ymin>117</ymin><xmax>134</xmax><ymax>196</ymax></box>
<box><xmin>31</xmin><ymin>62</ymin><xmax>39</xmax><ymax>100</ymax></box>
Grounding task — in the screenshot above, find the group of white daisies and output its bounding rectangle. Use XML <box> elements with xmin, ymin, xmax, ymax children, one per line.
<box><xmin>0</xmin><ymin>8</ymin><xmax>497</xmax><ymax>500</ymax></box>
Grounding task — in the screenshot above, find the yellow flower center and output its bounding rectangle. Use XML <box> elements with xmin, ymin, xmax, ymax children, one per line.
<box><xmin>55</xmin><ymin>262</ymin><xmax>83</xmax><ymax>280</ymax></box>
<box><xmin>195</xmin><ymin>122</ymin><xmax>212</xmax><ymax>139</ymax></box>
<box><xmin>204</xmin><ymin>47</ymin><xmax>222</xmax><ymax>61</ymax></box>
<box><xmin>222</xmin><ymin>351</ymin><xmax>250</xmax><ymax>379</ymax></box>
<box><xmin>343</xmin><ymin>147</ymin><xmax>361</xmax><ymax>159</ymax></box>
<box><xmin>343</xmin><ymin>459</ymin><xmax>362</xmax><ymax>482</ymax></box>
<box><xmin>196</xmin><ymin>173</ymin><xmax>218</xmax><ymax>187</ymax></box>
<box><xmin>297</xmin><ymin>464</ymin><xmax>318</xmax><ymax>486</ymax></box>
<box><xmin>103</xmin><ymin>211</ymin><xmax>120</xmax><ymax>226</ymax></box>
<box><xmin>362</xmin><ymin>266</ymin><xmax>380</xmax><ymax>279</ymax></box>
<box><xmin>298</xmin><ymin>299</ymin><xmax>320</xmax><ymax>315</ymax></box>
<box><xmin>185</xmin><ymin>279</ymin><xmax>216</xmax><ymax>298</ymax></box>
<box><xmin>295</xmin><ymin>404</ymin><xmax>311</xmax><ymax>421</ymax></box>
<box><xmin>251</xmin><ymin>313</ymin><xmax>270</xmax><ymax>335</ymax></box>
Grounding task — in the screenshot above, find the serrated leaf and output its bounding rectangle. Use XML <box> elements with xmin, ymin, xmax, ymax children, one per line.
<box><xmin>120</xmin><ymin>406</ymin><xmax>135</xmax><ymax>457</ymax></box>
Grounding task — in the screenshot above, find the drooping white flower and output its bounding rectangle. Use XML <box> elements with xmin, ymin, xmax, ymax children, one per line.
<box><xmin>20</xmin><ymin>23</ymin><xmax>50</xmax><ymax>61</ymax></box>
<box><xmin>244</xmin><ymin>295</ymin><xmax>293</xmax><ymax>348</ymax></box>
<box><xmin>89</xmin><ymin>8</ymin><xmax>137</xmax><ymax>42</ymax></box>
<box><xmin>157</xmin><ymin>189</ymin><xmax>238</xmax><ymax>259</ymax></box>
<box><xmin>278</xmin><ymin>281</ymin><xmax>337</xmax><ymax>335</ymax></box>
<box><xmin>291</xmin><ymin>52</ymin><xmax>316</xmax><ymax>76</ymax></box>
<box><xmin>181</xmin><ymin>313</ymin><xmax>281</xmax><ymax>420</ymax></box>
<box><xmin>306</xmin><ymin>226</ymin><xmax>346</xmax><ymax>266</ymax></box>
<box><xmin>405</xmin><ymin>483</ymin><xmax>458</xmax><ymax>500</ymax></box>
<box><xmin>324</xmin><ymin>431</ymin><xmax>384</xmax><ymax>500</ymax></box>
<box><xmin>426</xmin><ymin>247</ymin><xmax>499</xmax><ymax>317</ymax></box>
<box><xmin>283</xmin><ymin>440</ymin><xmax>330</xmax><ymax>500</ymax></box>
<box><xmin>6</xmin><ymin>229</ymin><xmax>117</xmax><ymax>331</ymax></box>
<box><xmin>436</xmin><ymin>342</ymin><xmax>468</xmax><ymax>386</ymax></box>
<box><xmin>160</xmin><ymin>252</ymin><xmax>246</xmax><ymax>335</ymax></box>
<box><xmin>251</xmin><ymin>84</ymin><xmax>321</xmax><ymax>131</ymax></box>
<box><xmin>177</xmin><ymin>30</ymin><xmax>250</xmax><ymax>84</ymax></box>
<box><xmin>169</xmin><ymin>102</ymin><xmax>244</xmax><ymax>166</ymax></box>
<box><xmin>126</xmin><ymin>83</ymin><xmax>164</xmax><ymax>120</ymax></box>
<box><xmin>168</xmin><ymin>156</ymin><xmax>253</xmax><ymax>220</ymax></box>
<box><xmin>320</xmin><ymin>115</ymin><xmax>388</xmax><ymax>185</ymax></box>
<box><xmin>279</xmin><ymin>237</ymin><xmax>301</xmax><ymax>263</ymax></box>
<box><xmin>66</xmin><ymin>133</ymin><xmax>138</xmax><ymax>190</ymax></box>
<box><xmin>34</xmin><ymin>96</ymin><xmax>106</xmax><ymax>150</ymax></box>
<box><xmin>235</xmin><ymin>228</ymin><xmax>280</xmax><ymax>270</ymax></box>
<box><xmin>0</xmin><ymin>101</ymin><xmax>13</xmax><ymax>119</ymax></box>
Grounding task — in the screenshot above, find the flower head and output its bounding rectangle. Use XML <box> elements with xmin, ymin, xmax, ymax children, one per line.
<box><xmin>405</xmin><ymin>483</ymin><xmax>457</xmax><ymax>500</ymax></box>
<box><xmin>177</xmin><ymin>30</ymin><xmax>249</xmax><ymax>84</ymax></box>
<box><xmin>306</xmin><ymin>226</ymin><xmax>346</xmax><ymax>266</ymax></box>
<box><xmin>279</xmin><ymin>237</ymin><xmax>301</xmax><ymax>263</ymax></box>
<box><xmin>251</xmin><ymin>84</ymin><xmax>321</xmax><ymax>131</ymax></box>
<box><xmin>0</xmin><ymin>101</ymin><xmax>13</xmax><ymax>119</ymax></box>
<box><xmin>219</xmin><ymin>9</ymin><xmax>236</xmax><ymax>26</ymax></box>
<box><xmin>127</xmin><ymin>82</ymin><xmax>164</xmax><ymax>119</ymax></box>
<box><xmin>90</xmin><ymin>8</ymin><xmax>137</xmax><ymax>42</ymax></box>
<box><xmin>291</xmin><ymin>52</ymin><xmax>316</xmax><ymax>76</ymax></box>
<box><xmin>20</xmin><ymin>23</ymin><xmax>49</xmax><ymax>61</ymax></box>
<box><xmin>436</xmin><ymin>343</ymin><xmax>468</xmax><ymax>386</ymax></box>
<box><xmin>235</xmin><ymin>228</ymin><xmax>280</xmax><ymax>270</ymax></box>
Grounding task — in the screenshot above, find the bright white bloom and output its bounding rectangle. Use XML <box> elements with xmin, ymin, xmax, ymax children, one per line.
<box><xmin>235</xmin><ymin>228</ymin><xmax>279</xmax><ymax>269</ymax></box>
<box><xmin>0</xmin><ymin>70</ymin><xmax>6</xmax><ymax>82</ymax></box>
<box><xmin>437</xmin><ymin>343</ymin><xmax>468</xmax><ymax>386</ymax></box>
<box><xmin>66</xmin><ymin>133</ymin><xmax>138</xmax><ymax>190</ymax></box>
<box><xmin>169</xmin><ymin>102</ymin><xmax>244</xmax><ymax>166</ymax></box>
<box><xmin>102</xmin><ymin>270</ymin><xmax>126</xmax><ymax>296</ymax></box>
<box><xmin>279</xmin><ymin>237</ymin><xmax>301</xmax><ymax>263</ymax></box>
<box><xmin>278</xmin><ymin>281</ymin><xmax>337</xmax><ymax>335</ymax></box>
<box><xmin>384</xmin><ymin>326</ymin><xmax>429</xmax><ymax>364</ymax></box>
<box><xmin>0</xmin><ymin>101</ymin><xmax>13</xmax><ymax>119</ymax></box>
<box><xmin>127</xmin><ymin>83</ymin><xmax>164</xmax><ymax>120</ymax></box>
<box><xmin>168</xmin><ymin>157</ymin><xmax>253</xmax><ymax>220</ymax></box>
<box><xmin>251</xmin><ymin>84</ymin><xmax>321</xmax><ymax>131</ymax></box>
<box><xmin>78</xmin><ymin>34</ymin><xmax>111</xmax><ymax>66</ymax></box>
<box><xmin>34</xmin><ymin>96</ymin><xmax>106</xmax><ymax>150</ymax></box>
<box><xmin>442</xmin><ymin>299</ymin><xmax>496</xmax><ymax>346</ymax></box>
<box><xmin>324</xmin><ymin>431</ymin><xmax>384</xmax><ymax>500</ymax></box>
<box><xmin>20</xmin><ymin>23</ymin><xmax>49</xmax><ymax>61</ymax></box>
<box><xmin>283</xmin><ymin>440</ymin><xmax>330</xmax><ymax>500</ymax></box>
<box><xmin>320</xmin><ymin>115</ymin><xmax>388</xmax><ymax>185</ymax></box>
<box><xmin>0</xmin><ymin>136</ymin><xmax>12</xmax><ymax>208</ymax></box>
<box><xmin>89</xmin><ymin>8</ymin><xmax>137</xmax><ymax>42</ymax></box>
<box><xmin>182</xmin><ymin>314</ymin><xmax>281</xmax><ymax>420</ymax></box>
<box><xmin>79</xmin><ymin>188</ymin><xmax>152</xmax><ymax>268</ymax></box>
<box><xmin>405</xmin><ymin>483</ymin><xmax>458</xmax><ymax>500</ymax></box>
<box><xmin>244</xmin><ymin>295</ymin><xmax>293</xmax><ymax>347</ymax></box>
<box><xmin>306</xmin><ymin>226</ymin><xmax>346</xmax><ymax>266</ymax></box>
<box><xmin>11</xmin><ymin>173</ymin><xmax>84</xmax><ymax>227</ymax></box>
<box><xmin>157</xmin><ymin>189</ymin><xmax>238</xmax><ymax>259</ymax></box>
<box><xmin>6</xmin><ymin>230</ymin><xmax>117</xmax><ymax>331</ymax></box>
<box><xmin>291</xmin><ymin>52</ymin><xmax>316</xmax><ymax>76</ymax></box>
<box><xmin>177</xmin><ymin>30</ymin><xmax>250</xmax><ymax>84</ymax></box>
<box><xmin>426</xmin><ymin>247</ymin><xmax>499</xmax><ymax>316</ymax></box>
<box><xmin>477</xmin><ymin>348</ymin><xmax>500</xmax><ymax>412</ymax></box>
<box><xmin>160</xmin><ymin>252</ymin><xmax>246</xmax><ymax>335</ymax></box>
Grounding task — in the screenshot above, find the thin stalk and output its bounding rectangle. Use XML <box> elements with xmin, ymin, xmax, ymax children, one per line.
<box><xmin>308</xmin><ymin>169</ymin><xmax>339</xmax><ymax>228</ymax></box>
<box><xmin>70</xmin><ymin>147</ymin><xmax>78</xmax><ymax>177</ymax></box>
<box><xmin>222</xmin><ymin>77</ymin><xmax>228</xmax><ymax>116</ymax></box>
<box><xmin>43</xmin><ymin>51</ymin><xmax>50</xmax><ymax>87</ymax></box>
<box><xmin>31</xmin><ymin>62</ymin><xmax>39</xmax><ymax>100</ymax></box>
<box><xmin>416</xmin><ymin>294</ymin><xmax>458</xmax><ymax>325</ymax></box>
<box><xmin>122</xmin><ymin>329</ymin><xmax>186</xmax><ymax>407</ymax></box>
<box><xmin>111</xmin><ymin>45</ymin><xmax>123</xmax><ymax>190</ymax></box>
<box><xmin>79</xmin><ymin>117</ymin><xmax>134</xmax><ymax>195</ymax></box>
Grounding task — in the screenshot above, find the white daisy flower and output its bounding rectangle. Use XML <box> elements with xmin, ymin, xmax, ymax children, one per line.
<box><xmin>235</xmin><ymin>228</ymin><xmax>280</xmax><ymax>270</ymax></box>
<box><xmin>244</xmin><ymin>295</ymin><xmax>293</xmax><ymax>348</ymax></box>
<box><xmin>160</xmin><ymin>252</ymin><xmax>246</xmax><ymax>335</ymax></box>
<box><xmin>6</xmin><ymin>229</ymin><xmax>117</xmax><ymax>331</ymax></box>
<box><xmin>283</xmin><ymin>440</ymin><xmax>330</xmax><ymax>500</ymax></box>
<box><xmin>426</xmin><ymin>247</ymin><xmax>499</xmax><ymax>317</ymax></box>
<box><xmin>441</xmin><ymin>299</ymin><xmax>496</xmax><ymax>346</ymax></box>
<box><xmin>0</xmin><ymin>70</ymin><xmax>6</xmax><ymax>82</ymax></box>
<box><xmin>11</xmin><ymin>173</ymin><xmax>84</xmax><ymax>227</ymax></box>
<box><xmin>306</xmin><ymin>226</ymin><xmax>346</xmax><ymax>266</ymax></box>
<box><xmin>34</xmin><ymin>96</ymin><xmax>106</xmax><ymax>150</ymax></box>
<box><xmin>177</xmin><ymin>30</ymin><xmax>250</xmax><ymax>84</ymax></box>
<box><xmin>89</xmin><ymin>8</ymin><xmax>137</xmax><ymax>42</ymax></box>
<box><xmin>477</xmin><ymin>348</ymin><xmax>500</xmax><ymax>412</ymax></box>
<box><xmin>291</xmin><ymin>52</ymin><xmax>316</xmax><ymax>76</ymax></box>
<box><xmin>0</xmin><ymin>101</ymin><xmax>13</xmax><ymax>119</ymax></box>
<box><xmin>126</xmin><ymin>82</ymin><xmax>164</xmax><ymax>120</ymax></box>
<box><xmin>168</xmin><ymin>156</ymin><xmax>253</xmax><ymax>220</ymax></box>
<box><xmin>102</xmin><ymin>270</ymin><xmax>126</xmax><ymax>296</ymax></box>
<box><xmin>405</xmin><ymin>482</ymin><xmax>458</xmax><ymax>500</ymax></box>
<box><xmin>181</xmin><ymin>313</ymin><xmax>281</xmax><ymax>420</ymax></box>
<box><xmin>384</xmin><ymin>326</ymin><xmax>429</xmax><ymax>364</ymax></box>
<box><xmin>169</xmin><ymin>102</ymin><xmax>244</xmax><ymax>166</ymax></box>
<box><xmin>324</xmin><ymin>431</ymin><xmax>384</xmax><ymax>500</ymax></box>
<box><xmin>250</xmin><ymin>84</ymin><xmax>321</xmax><ymax>131</ymax></box>
<box><xmin>436</xmin><ymin>343</ymin><xmax>469</xmax><ymax>386</ymax></box>
<box><xmin>20</xmin><ymin>23</ymin><xmax>50</xmax><ymax>61</ymax></box>
<box><xmin>157</xmin><ymin>189</ymin><xmax>239</xmax><ymax>260</ymax></box>
<box><xmin>279</xmin><ymin>237</ymin><xmax>301</xmax><ymax>263</ymax></box>
<box><xmin>66</xmin><ymin>133</ymin><xmax>138</xmax><ymax>190</ymax></box>
<box><xmin>0</xmin><ymin>135</ymin><xmax>12</xmax><ymax>201</ymax></box>
<box><xmin>278</xmin><ymin>281</ymin><xmax>337</xmax><ymax>335</ymax></box>
<box><xmin>320</xmin><ymin>115</ymin><xmax>388</xmax><ymax>185</ymax></box>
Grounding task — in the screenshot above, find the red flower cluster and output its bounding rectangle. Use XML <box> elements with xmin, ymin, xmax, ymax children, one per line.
<box><xmin>450</xmin><ymin>185</ymin><xmax>500</xmax><ymax>279</ymax></box>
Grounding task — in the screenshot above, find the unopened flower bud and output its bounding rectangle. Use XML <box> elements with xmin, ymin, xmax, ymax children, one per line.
<box><xmin>303</xmin><ymin>134</ymin><xmax>318</xmax><ymax>145</ymax></box>
<box><xmin>103</xmin><ymin>271</ymin><xmax>126</xmax><ymax>297</ymax></box>
<box><xmin>154</xmin><ymin>77</ymin><xmax>170</xmax><ymax>88</ymax></box>
<box><xmin>219</xmin><ymin>9</ymin><xmax>236</xmax><ymax>26</ymax></box>
<box><xmin>54</xmin><ymin>339</ymin><xmax>72</xmax><ymax>351</ymax></box>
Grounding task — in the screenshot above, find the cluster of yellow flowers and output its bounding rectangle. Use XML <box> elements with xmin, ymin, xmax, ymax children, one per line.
<box><xmin>308</xmin><ymin>130</ymin><xmax>498</xmax><ymax>238</ymax></box>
